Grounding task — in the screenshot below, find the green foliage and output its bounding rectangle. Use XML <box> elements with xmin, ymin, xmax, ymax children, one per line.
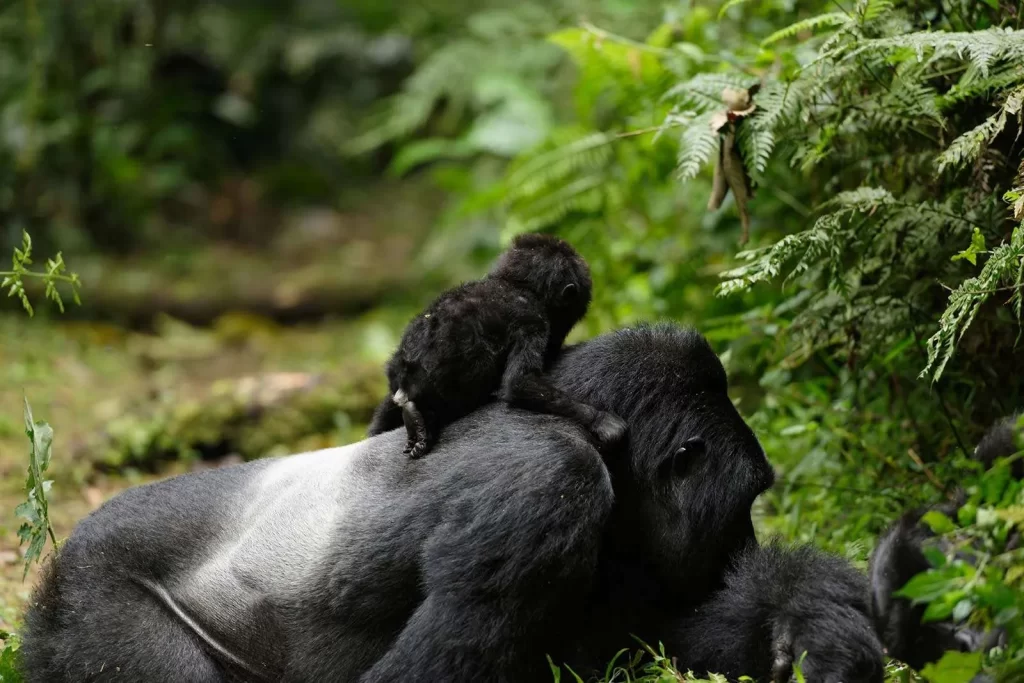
<box><xmin>15</xmin><ymin>398</ymin><xmax>57</xmax><ymax>580</ymax></box>
<box><xmin>346</xmin><ymin>2</ymin><xmax>666</xmax><ymax>175</ymax></box>
<box><xmin>923</xmin><ymin>223</ymin><xmax>1024</xmax><ymax>381</ymax></box>
<box><xmin>920</xmin><ymin>651</ymin><xmax>985</xmax><ymax>683</ymax></box>
<box><xmin>421</xmin><ymin>0</ymin><xmax>1024</xmax><ymax>677</ymax></box>
<box><xmin>0</xmin><ymin>0</ymin><xmax>428</xmax><ymax>252</ymax></box>
<box><xmin>1</xmin><ymin>230</ymin><xmax>81</xmax><ymax>316</ymax></box>
<box><xmin>690</xmin><ymin>7</ymin><xmax>1024</xmax><ymax>381</ymax></box>
<box><xmin>549</xmin><ymin>642</ymin><xmax>737</xmax><ymax>683</ymax></box>
<box><xmin>4</xmin><ymin>0</ymin><xmax>1024</xmax><ymax>680</ymax></box>
<box><xmin>894</xmin><ymin>436</ymin><xmax>1024</xmax><ymax>680</ymax></box>
<box><xmin>0</xmin><ymin>631</ymin><xmax>21</xmax><ymax>683</ymax></box>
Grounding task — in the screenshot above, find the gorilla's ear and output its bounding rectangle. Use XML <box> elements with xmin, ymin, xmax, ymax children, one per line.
<box><xmin>659</xmin><ymin>437</ymin><xmax>706</xmax><ymax>479</ymax></box>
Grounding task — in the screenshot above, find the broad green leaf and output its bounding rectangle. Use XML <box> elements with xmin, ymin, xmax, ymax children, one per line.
<box><xmin>996</xmin><ymin>505</ymin><xmax>1024</xmax><ymax>527</ymax></box>
<box><xmin>951</xmin><ymin>228</ymin><xmax>986</xmax><ymax>266</ymax></box>
<box><xmin>919</xmin><ymin>650</ymin><xmax>982</xmax><ymax>683</ymax></box>
<box><xmin>922</xmin><ymin>592</ymin><xmax>962</xmax><ymax>622</ymax></box>
<box><xmin>896</xmin><ymin>568</ymin><xmax>964</xmax><ymax>603</ymax></box>
<box><xmin>922</xmin><ymin>546</ymin><xmax>947</xmax><ymax>568</ymax></box>
<box><xmin>951</xmin><ymin>598</ymin><xmax>973</xmax><ymax>622</ymax></box>
<box><xmin>0</xmin><ymin>634</ymin><xmax>23</xmax><ymax>683</ymax></box>
<box><xmin>389</xmin><ymin>139</ymin><xmax>476</xmax><ymax>177</ymax></box>
<box><xmin>956</xmin><ymin>503</ymin><xmax>977</xmax><ymax>526</ymax></box>
<box><xmin>921</xmin><ymin>510</ymin><xmax>956</xmax><ymax>535</ymax></box>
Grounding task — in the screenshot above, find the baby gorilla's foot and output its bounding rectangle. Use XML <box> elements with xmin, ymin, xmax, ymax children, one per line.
<box><xmin>405</xmin><ymin>440</ymin><xmax>431</xmax><ymax>459</ymax></box>
<box><xmin>590</xmin><ymin>411</ymin><xmax>627</xmax><ymax>450</ymax></box>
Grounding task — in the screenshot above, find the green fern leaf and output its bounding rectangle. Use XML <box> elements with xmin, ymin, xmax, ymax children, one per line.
<box><xmin>761</xmin><ymin>13</ymin><xmax>851</xmax><ymax>48</ymax></box>
<box><xmin>937</xmin><ymin>85</ymin><xmax>1024</xmax><ymax>173</ymax></box>
<box><xmin>676</xmin><ymin>112</ymin><xmax>719</xmax><ymax>182</ymax></box>
<box><xmin>663</xmin><ymin>73</ymin><xmax>759</xmax><ymax>114</ymax></box>
<box><xmin>922</xmin><ymin>224</ymin><xmax>1024</xmax><ymax>381</ymax></box>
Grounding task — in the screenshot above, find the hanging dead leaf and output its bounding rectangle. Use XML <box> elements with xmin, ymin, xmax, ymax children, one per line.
<box><xmin>708</xmin><ymin>140</ymin><xmax>729</xmax><ymax>211</ymax></box>
<box><xmin>705</xmin><ymin>83</ymin><xmax>759</xmax><ymax>244</ymax></box>
<box><xmin>722</xmin><ymin>87</ymin><xmax>751</xmax><ymax>112</ymax></box>
<box><xmin>710</xmin><ymin>111</ymin><xmax>730</xmax><ymax>133</ymax></box>
<box><xmin>720</xmin><ymin>129</ymin><xmax>753</xmax><ymax>244</ymax></box>
<box><xmin>1014</xmin><ymin>194</ymin><xmax>1023</xmax><ymax>221</ymax></box>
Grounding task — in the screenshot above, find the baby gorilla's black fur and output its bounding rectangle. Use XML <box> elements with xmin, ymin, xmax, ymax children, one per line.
<box><xmin>869</xmin><ymin>415</ymin><xmax>1021</xmax><ymax>672</ymax></box>
<box><xmin>368</xmin><ymin>233</ymin><xmax>625</xmax><ymax>458</ymax></box>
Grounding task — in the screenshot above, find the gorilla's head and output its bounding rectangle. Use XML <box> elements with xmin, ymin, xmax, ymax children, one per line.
<box><xmin>550</xmin><ymin>324</ymin><xmax>775</xmax><ymax>599</ymax></box>
<box><xmin>489</xmin><ymin>234</ymin><xmax>593</xmax><ymax>341</ymax></box>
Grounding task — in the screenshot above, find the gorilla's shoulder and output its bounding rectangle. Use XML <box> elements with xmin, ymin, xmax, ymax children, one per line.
<box><xmin>555</xmin><ymin>324</ymin><xmax>728</xmax><ymax>397</ymax></box>
<box><xmin>422</xmin><ymin>402</ymin><xmax>608</xmax><ymax>480</ymax></box>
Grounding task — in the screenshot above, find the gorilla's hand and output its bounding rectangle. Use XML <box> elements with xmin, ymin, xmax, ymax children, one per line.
<box><xmin>770</xmin><ymin>605</ymin><xmax>884</xmax><ymax>683</ymax></box>
<box><xmin>666</xmin><ymin>544</ymin><xmax>884</xmax><ymax>683</ymax></box>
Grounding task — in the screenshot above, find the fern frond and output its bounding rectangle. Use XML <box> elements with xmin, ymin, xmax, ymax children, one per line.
<box><xmin>937</xmin><ymin>85</ymin><xmax>1024</xmax><ymax>173</ymax></box>
<box><xmin>663</xmin><ymin>73</ymin><xmax>760</xmax><ymax>113</ymax></box>
<box><xmin>717</xmin><ymin>213</ymin><xmax>842</xmax><ymax>295</ymax></box>
<box><xmin>848</xmin><ymin>28</ymin><xmax>1024</xmax><ymax>76</ymax></box>
<box><xmin>922</xmin><ymin>224</ymin><xmax>1024</xmax><ymax>382</ymax></box>
<box><xmin>761</xmin><ymin>13</ymin><xmax>851</xmax><ymax>48</ymax></box>
<box><xmin>941</xmin><ymin>63</ymin><xmax>1024</xmax><ymax>108</ymax></box>
<box><xmin>736</xmin><ymin>122</ymin><xmax>774</xmax><ymax>177</ymax></box>
<box><xmin>737</xmin><ymin>80</ymin><xmax>809</xmax><ymax>175</ymax></box>
<box><xmin>676</xmin><ymin>112</ymin><xmax>719</xmax><ymax>182</ymax></box>
<box><xmin>825</xmin><ymin>187</ymin><xmax>897</xmax><ymax>211</ymax></box>
<box><xmin>718</xmin><ymin>0</ymin><xmax>753</xmax><ymax>19</ymax></box>
<box><xmin>857</xmin><ymin>0</ymin><xmax>893</xmax><ymax>22</ymax></box>
<box><xmin>505</xmin><ymin>132</ymin><xmax>613</xmax><ymax>200</ymax></box>
<box><xmin>509</xmin><ymin>175</ymin><xmax>609</xmax><ymax>233</ymax></box>
<box><xmin>936</xmin><ymin>110</ymin><xmax>1008</xmax><ymax>174</ymax></box>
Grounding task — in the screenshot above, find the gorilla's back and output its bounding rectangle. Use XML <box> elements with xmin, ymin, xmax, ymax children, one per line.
<box><xmin>22</xmin><ymin>431</ymin><xmax>411</xmax><ymax>681</ymax></box>
<box><xmin>21</xmin><ymin>405</ymin><xmax>597</xmax><ymax>682</ymax></box>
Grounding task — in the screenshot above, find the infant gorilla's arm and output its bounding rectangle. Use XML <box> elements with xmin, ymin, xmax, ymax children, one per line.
<box><xmin>668</xmin><ymin>544</ymin><xmax>884</xmax><ymax>683</ymax></box>
<box><xmin>501</xmin><ymin>320</ymin><xmax>626</xmax><ymax>447</ymax></box>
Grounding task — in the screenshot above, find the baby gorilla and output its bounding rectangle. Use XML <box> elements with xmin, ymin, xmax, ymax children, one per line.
<box><xmin>368</xmin><ymin>233</ymin><xmax>626</xmax><ymax>458</ymax></box>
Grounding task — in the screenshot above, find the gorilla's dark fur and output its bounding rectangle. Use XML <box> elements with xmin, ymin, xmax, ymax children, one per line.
<box><xmin>869</xmin><ymin>415</ymin><xmax>1021</xmax><ymax>671</ymax></box>
<box><xmin>367</xmin><ymin>233</ymin><xmax>624</xmax><ymax>458</ymax></box>
<box><xmin>22</xmin><ymin>324</ymin><xmax>883</xmax><ymax>682</ymax></box>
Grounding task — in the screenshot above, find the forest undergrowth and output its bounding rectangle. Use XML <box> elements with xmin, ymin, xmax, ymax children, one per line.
<box><xmin>2</xmin><ymin>0</ymin><xmax>1024</xmax><ymax>681</ymax></box>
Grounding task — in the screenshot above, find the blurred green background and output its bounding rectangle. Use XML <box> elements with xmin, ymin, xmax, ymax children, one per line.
<box><xmin>1</xmin><ymin>0</ymin><xmax>1023</xmax><ymax>680</ymax></box>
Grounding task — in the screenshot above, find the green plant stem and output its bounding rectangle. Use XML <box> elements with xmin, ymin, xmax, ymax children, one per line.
<box><xmin>0</xmin><ymin>271</ymin><xmax>79</xmax><ymax>284</ymax></box>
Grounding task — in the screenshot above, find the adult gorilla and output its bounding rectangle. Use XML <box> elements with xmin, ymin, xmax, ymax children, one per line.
<box><xmin>21</xmin><ymin>324</ymin><xmax>883</xmax><ymax>682</ymax></box>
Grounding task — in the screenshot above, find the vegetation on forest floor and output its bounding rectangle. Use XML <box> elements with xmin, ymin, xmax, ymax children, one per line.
<box><xmin>3</xmin><ymin>0</ymin><xmax>1024</xmax><ymax>681</ymax></box>
<box><xmin>0</xmin><ymin>310</ymin><xmax>414</xmax><ymax>617</ymax></box>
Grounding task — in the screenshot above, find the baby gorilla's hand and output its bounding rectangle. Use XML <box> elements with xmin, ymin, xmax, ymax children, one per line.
<box><xmin>590</xmin><ymin>411</ymin><xmax>627</xmax><ymax>450</ymax></box>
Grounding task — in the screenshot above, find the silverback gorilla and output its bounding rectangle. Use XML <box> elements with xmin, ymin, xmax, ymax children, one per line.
<box><xmin>21</xmin><ymin>324</ymin><xmax>884</xmax><ymax>682</ymax></box>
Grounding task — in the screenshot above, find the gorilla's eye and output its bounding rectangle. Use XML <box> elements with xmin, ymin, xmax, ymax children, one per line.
<box><xmin>561</xmin><ymin>283</ymin><xmax>578</xmax><ymax>298</ymax></box>
<box><xmin>669</xmin><ymin>438</ymin><xmax>706</xmax><ymax>478</ymax></box>
<box><xmin>678</xmin><ymin>437</ymin><xmax>706</xmax><ymax>457</ymax></box>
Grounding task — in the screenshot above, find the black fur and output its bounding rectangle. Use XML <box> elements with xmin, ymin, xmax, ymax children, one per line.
<box><xmin>663</xmin><ymin>544</ymin><xmax>884</xmax><ymax>683</ymax></box>
<box><xmin>22</xmin><ymin>324</ymin><xmax>882</xmax><ymax>683</ymax></box>
<box><xmin>366</xmin><ymin>233</ymin><xmax>626</xmax><ymax>458</ymax></box>
<box><xmin>974</xmin><ymin>413</ymin><xmax>1024</xmax><ymax>478</ymax></box>
<box><xmin>868</xmin><ymin>415</ymin><xmax>1022</xmax><ymax>671</ymax></box>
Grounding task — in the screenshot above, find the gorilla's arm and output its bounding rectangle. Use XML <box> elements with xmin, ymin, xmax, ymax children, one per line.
<box><xmin>668</xmin><ymin>544</ymin><xmax>884</xmax><ymax>683</ymax></box>
<box><xmin>500</xmin><ymin>321</ymin><xmax>625</xmax><ymax>448</ymax></box>
<box><xmin>360</xmin><ymin>429</ymin><xmax>614</xmax><ymax>683</ymax></box>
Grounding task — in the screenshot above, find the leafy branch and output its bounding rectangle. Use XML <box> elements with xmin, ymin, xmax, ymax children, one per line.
<box><xmin>922</xmin><ymin>223</ymin><xmax>1024</xmax><ymax>382</ymax></box>
<box><xmin>15</xmin><ymin>398</ymin><xmax>59</xmax><ymax>578</ymax></box>
<box><xmin>2</xmin><ymin>230</ymin><xmax>82</xmax><ymax>316</ymax></box>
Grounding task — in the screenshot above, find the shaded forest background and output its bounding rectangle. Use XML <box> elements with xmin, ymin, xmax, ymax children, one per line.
<box><xmin>0</xmin><ymin>0</ymin><xmax>1022</xmax><ymax>681</ymax></box>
